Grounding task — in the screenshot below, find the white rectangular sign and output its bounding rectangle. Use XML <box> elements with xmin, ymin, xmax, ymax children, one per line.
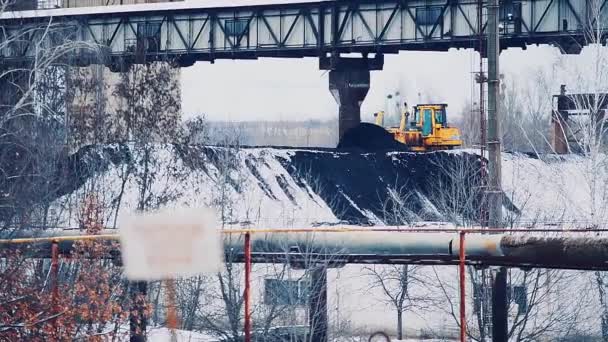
<box><xmin>120</xmin><ymin>207</ymin><xmax>223</xmax><ymax>280</ymax></box>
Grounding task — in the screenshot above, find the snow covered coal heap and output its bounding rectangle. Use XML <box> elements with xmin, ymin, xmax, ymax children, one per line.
<box><xmin>278</xmin><ymin>149</ymin><xmax>484</xmax><ymax>224</ymax></box>
<box><xmin>44</xmin><ymin>144</ymin><xmax>489</xmax><ymax>228</ymax></box>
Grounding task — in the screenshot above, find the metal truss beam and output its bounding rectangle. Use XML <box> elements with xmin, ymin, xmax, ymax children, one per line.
<box><xmin>0</xmin><ymin>0</ymin><xmax>605</xmax><ymax>67</ymax></box>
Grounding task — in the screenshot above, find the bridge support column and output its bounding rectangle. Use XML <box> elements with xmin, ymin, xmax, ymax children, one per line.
<box><xmin>309</xmin><ymin>265</ymin><xmax>328</xmax><ymax>342</ymax></box>
<box><xmin>492</xmin><ymin>267</ymin><xmax>508</xmax><ymax>342</ymax></box>
<box><xmin>329</xmin><ymin>69</ymin><xmax>369</xmax><ymax>140</ymax></box>
<box><xmin>322</xmin><ymin>55</ymin><xmax>383</xmax><ymax>140</ymax></box>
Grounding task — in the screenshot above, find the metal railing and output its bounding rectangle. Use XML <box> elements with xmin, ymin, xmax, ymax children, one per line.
<box><xmin>33</xmin><ymin>0</ymin><xmax>181</xmax><ymax>9</ymax></box>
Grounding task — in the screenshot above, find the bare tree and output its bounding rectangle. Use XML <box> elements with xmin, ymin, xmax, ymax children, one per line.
<box><xmin>365</xmin><ymin>153</ymin><xmax>482</xmax><ymax>340</ymax></box>
<box><xmin>509</xmin><ymin>269</ymin><xmax>593</xmax><ymax>341</ymax></box>
<box><xmin>110</xmin><ymin>62</ymin><xmax>182</xmax><ymax>214</ymax></box>
<box><xmin>545</xmin><ymin>2</ymin><xmax>608</xmax><ymax>339</ymax></box>
<box><xmin>65</xmin><ymin>65</ymin><xmax>110</xmax><ymax>150</ymax></box>
<box><xmin>458</xmin><ymin>70</ymin><xmax>554</xmax><ymax>153</ymax></box>
<box><xmin>431</xmin><ymin>266</ymin><xmax>593</xmax><ymax>341</ymax></box>
<box><xmin>0</xmin><ymin>2</ymin><xmax>101</xmax><ymax>230</ymax></box>
<box><xmin>456</xmin><ymin>101</ymin><xmax>482</xmax><ymax>148</ymax></box>
<box><xmin>423</xmin><ymin>152</ymin><xmax>593</xmax><ymax>340</ymax></box>
<box><xmin>364</xmin><ymin>265</ymin><xmax>432</xmax><ymax>340</ymax></box>
<box><xmin>0</xmin><ymin>196</ymin><xmax>130</xmax><ymax>340</ymax></box>
<box><xmin>427</xmin><ymin>152</ymin><xmax>484</xmax><ymax>226</ymax></box>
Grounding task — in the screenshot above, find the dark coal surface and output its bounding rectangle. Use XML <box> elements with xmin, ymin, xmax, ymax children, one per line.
<box><xmin>26</xmin><ymin>143</ymin><xmax>515</xmax><ymax>228</ymax></box>
<box><xmin>278</xmin><ymin>150</ymin><xmax>487</xmax><ymax>225</ymax></box>
<box><xmin>337</xmin><ymin>123</ymin><xmax>409</xmax><ymax>151</ymax></box>
<box><xmin>181</xmin><ymin>144</ymin><xmax>491</xmax><ymax>225</ymax></box>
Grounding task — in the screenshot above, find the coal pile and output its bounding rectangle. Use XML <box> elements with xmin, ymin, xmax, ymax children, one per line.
<box><xmin>279</xmin><ymin>149</ymin><xmax>487</xmax><ymax>225</ymax></box>
<box><xmin>337</xmin><ymin>123</ymin><xmax>409</xmax><ymax>151</ymax></box>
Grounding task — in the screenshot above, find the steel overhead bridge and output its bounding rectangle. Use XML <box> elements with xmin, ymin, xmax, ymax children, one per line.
<box><xmin>0</xmin><ymin>0</ymin><xmax>604</xmax><ymax>69</ymax></box>
<box><xmin>1</xmin><ymin>0</ymin><xmax>605</xmax><ymax>139</ymax></box>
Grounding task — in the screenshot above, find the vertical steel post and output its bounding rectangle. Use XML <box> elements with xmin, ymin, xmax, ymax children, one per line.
<box><xmin>51</xmin><ymin>240</ymin><xmax>59</xmax><ymax>338</ymax></box>
<box><xmin>244</xmin><ymin>232</ymin><xmax>252</xmax><ymax>342</ymax></box>
<box><xmin>459</xmin><ymin>231</ymin><xmax>467</xmax><ymax>342</ymax></box>
<box><xmin>487</xmin><ymin>0</ymin><xmax>508</xmax><ymax>340</ymax></box>
<box><xmin>51</xmin><ymin>240</ymin><xmax>59</xmax><ymax>310</ymax></box>
<box><xmin>477</xmin><ymin>0</ymin><xmax>488</xmax><ymax>227</ymax></box>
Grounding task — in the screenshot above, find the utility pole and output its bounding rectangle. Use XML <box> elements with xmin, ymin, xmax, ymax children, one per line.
<box><xmin>486</xmin><ymin>0</ymin><xmax>508</xmax><ymax>341</ymax></box>
<box><xmin>476</xmin><ymin>0</ymin><xmax>492</xmax><ymax>338</ymax></box>
<box><xmin>487</xmin><ymin>0</ymin><xmax>502</xmax><ymax>229</ymax></box>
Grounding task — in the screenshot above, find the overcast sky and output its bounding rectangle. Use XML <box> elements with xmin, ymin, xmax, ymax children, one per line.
<box><xmin>181</xmin><ymin>45</ymin><xmax>564</xmax><ymax>122</ymax></box>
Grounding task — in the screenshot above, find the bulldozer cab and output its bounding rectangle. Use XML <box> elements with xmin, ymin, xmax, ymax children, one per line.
<box><xmin>412</xmin><ymin>104</ymin><xmax>448</xmax><ymax>136</ymax></box>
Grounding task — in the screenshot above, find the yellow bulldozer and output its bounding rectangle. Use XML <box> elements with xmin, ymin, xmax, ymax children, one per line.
<box><xmin>374</xmin><ymin>103</ymin><xmax>463</xmax><ymax>152</ymax></box>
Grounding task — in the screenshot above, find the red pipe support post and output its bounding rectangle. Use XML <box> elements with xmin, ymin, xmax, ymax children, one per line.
<box><xmin>51</xmin><ymin>240</ymin><xmax>59</xmax><ymax>312</ymax></box>
<box><xmin>459</xmin><ymin>231</ymin><xmax>466</xmax><ymax>342</ymax></box>
<box><xmin>244</xmin><ymin>232</ymin><xmax>252</xmax><ymax>342</ymax></box>
<box><xmin>51</xmin><ymin>240</ymin><xmax>60</xmax><ymax>338</ymax></box>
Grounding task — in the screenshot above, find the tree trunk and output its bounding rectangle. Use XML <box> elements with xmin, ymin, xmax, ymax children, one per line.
<box><xmin>129</xmin><ymin>281</ymin><xmax>148</xmax><ymax>342</ymax></box>
<box><xmin>397</xmin><ymin>311</ymin><xmax>403</xmax><ymax>340</ymax></box>
<box><xmin>596</xmin><ymin>272</ymin><xmax>608</xmax><ymax>342</ymax></box>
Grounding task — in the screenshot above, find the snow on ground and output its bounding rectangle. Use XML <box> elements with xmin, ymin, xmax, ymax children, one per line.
<box><xmin>144</xmin><ymin>327</ymin><xmax>456</xmax><ymax>341</ymax></box>
<box><xmin>392</xmin><ymin>340</ymin><xmax>455</xmax><ymax>342</ymax></box>
<box><xmin>502</xmin><ymin>152</ymin><xmax>608</xmax><ymax>226</ymax></box>
<box><xmin>147</xmin><ymin>327</ymin><xmax>219</xmax><ymax>341</ymax></box>
<box><xmin>145</xmin><ymin>327</ymin><xmax>456</xmax><ymax>342</ymax></box>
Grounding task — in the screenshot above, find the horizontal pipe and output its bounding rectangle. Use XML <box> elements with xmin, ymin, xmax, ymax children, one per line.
<box><xmin>2</xmin><ymin>229</ymin><xmax>608</xmax><ymax>270</ymax></box>
<box><xmin>0</xmin><ymin>228</ymin><xmax>503</xmax><ymax>257</ymax></box>
<box><xmin>232</xmin><ymin>231</ymin><xmax>504</xmax><ymax>257</ymax></box>
<box><xmin>7</xmin><ymin>224</ymin><xmax>608</xmax><ymax>240</ymax></box>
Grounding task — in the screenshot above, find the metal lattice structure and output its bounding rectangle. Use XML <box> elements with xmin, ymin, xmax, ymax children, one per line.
<box><xmin>1</xmin><ymin>0</ymin><xmax>607</xmax><ymax>69</ymax></box>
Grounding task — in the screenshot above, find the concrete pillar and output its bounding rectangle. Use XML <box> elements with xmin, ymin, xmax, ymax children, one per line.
<box><xmin>322</xmin><ymin>54</ymin><xmax>383</xmax><ymax>140</ymax></box>
<box><xmin>329</xmin><ymin>69</ymin><xmax>370</xmax><ymax>139</ymax></box>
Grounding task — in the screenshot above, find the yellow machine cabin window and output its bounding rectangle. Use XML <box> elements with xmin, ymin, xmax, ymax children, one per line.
<box><xmin>435</xmin><ymin>109</ymin><xmax>445</xmax><ymax>126</ymax></box>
